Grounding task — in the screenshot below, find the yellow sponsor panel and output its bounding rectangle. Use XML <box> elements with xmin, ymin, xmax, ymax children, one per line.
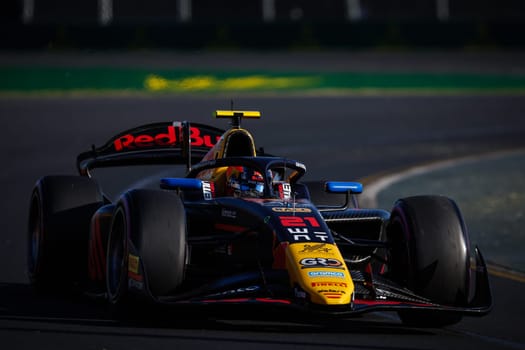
<box><xmin>128</xmin><ymin>254</ymin><xmax>140</xmax><ymax>274</ymax></box>
<box><xmin>297</xmin><ymin>243</ymin><xmax>334</xmax><ymax>254</ymax></box>
<box><xmin>286</xmin><ymin>243</ymin><xmax>354</xmax><ymax>305</ymax></box>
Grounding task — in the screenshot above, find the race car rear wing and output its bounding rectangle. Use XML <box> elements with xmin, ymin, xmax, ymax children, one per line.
<box><xmin>76</xmin><ymin>121</ymin><xmax>224</xmax><ymax>176</ymax></box>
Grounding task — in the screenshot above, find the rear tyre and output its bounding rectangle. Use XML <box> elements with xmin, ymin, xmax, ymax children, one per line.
<box><xmin>27</xmin><ymin>176</ymin><xmax>104</xmax><ymax>292</ymax></box>
<box><xmin>387</xmin><ymin>195</ymin><xmax>470</xmax><ymax>327</ymax></box>
<box><xmin>106</xmin><ymin>189</ymin><xmax>187</xmax><ymax>305</ymax></box>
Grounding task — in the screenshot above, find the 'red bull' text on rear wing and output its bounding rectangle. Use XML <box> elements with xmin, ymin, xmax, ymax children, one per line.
<box><xmin>76</xmin><ymin>121</ymin><xmax>225</xmax><ymax>176</ymax></box>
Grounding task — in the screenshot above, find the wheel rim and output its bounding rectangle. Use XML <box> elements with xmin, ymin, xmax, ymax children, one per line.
<box><xmin>107</xmin><ymin>209</ymin><xmax>127</xmax><ymax>302</ymax></box>
<box><xmin>387</xmin><ymin>213</ymin><xmax>411</xmax><ymax>287</ymax></box>
<box><xmin>28</xmin><ymin>193</ymin><xmax>42</xmax><ymax>278</ymax></box>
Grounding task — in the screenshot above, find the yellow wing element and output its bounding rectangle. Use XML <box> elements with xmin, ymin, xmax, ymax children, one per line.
<box><xmin>286</xmin><ymin>243</ymin><xmax>354</xmax><ymax>305</ymax></box>
<box><xmin>215</xmin><ymin>110</ymin><xmax>261</xmax><ymax>119</ymax></box>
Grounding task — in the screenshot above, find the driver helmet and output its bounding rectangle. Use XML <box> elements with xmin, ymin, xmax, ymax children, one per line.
<box><xmin>226</xmin><ymin>166</ymin><xmax>265</xmax><ymax>198</ymax></box>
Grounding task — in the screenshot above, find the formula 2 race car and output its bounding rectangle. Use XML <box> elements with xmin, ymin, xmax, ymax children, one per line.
<box><xmin>28</xmin><ymin>110</ymin><xmax>491</xmax><ymax>327</ymax></box>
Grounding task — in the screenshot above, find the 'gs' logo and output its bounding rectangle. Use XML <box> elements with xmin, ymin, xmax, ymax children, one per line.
<box><xmin>300</xmin><ymin>257</ymin><xmax>343</xmax><ymax>269</ymax></box>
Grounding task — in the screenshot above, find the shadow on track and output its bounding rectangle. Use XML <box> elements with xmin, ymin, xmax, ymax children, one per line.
<box><xmin>0</xmin><ymin>283</ymin><xmax>434</xmax><ymax>337</ymax></box>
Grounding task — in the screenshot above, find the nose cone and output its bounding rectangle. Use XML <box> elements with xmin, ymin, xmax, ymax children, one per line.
<box><xmin>286</xmin><ymin>243</ymin><xmax>354</xmax><ymax>305</ymax></box>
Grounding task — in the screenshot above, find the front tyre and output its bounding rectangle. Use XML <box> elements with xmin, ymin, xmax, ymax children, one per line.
<box><xmin>387</xmin><ymin>195</ymin><xmax>471</xmax><ymax>327</ymax></box>
<box><xmin>106</xmin><ymin>189</ymin><xmax>187</xmax><ymax>305</ymax></box>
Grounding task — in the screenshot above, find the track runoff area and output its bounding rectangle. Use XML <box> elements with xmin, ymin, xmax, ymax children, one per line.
<box><xmin>360</xmin><ymin>149</ymin><xmax>525</xmax><ymax>282</ymax></box>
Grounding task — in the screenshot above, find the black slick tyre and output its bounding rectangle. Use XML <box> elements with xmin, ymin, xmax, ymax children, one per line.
<box><xmin>106</xmin><ymin>189</ymin><xmax>187</xmax><ymax>305</ymax></box>
<box><xmin>27</xmin><ymin>175</ymin><xmax>104</xmax><ymax>292</ymax></box>
<box><xmin>387</xmin><ymin>195</ymin><xmax>471</xmax><ymax>327</ymax></box>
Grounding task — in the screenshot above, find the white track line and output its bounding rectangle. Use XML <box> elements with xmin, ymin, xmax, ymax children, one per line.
<box><xmin>361</xmin><ymin>148</ymin><xmax>525</xmax><ymax>208</ymax></box>
<box><xmin>360</xmin><ymin>148</ymin><xmax>525</xmax><ymax>282</ymax></box>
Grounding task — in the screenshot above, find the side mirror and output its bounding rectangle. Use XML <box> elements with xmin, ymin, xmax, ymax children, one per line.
<box><xmin>325</xmin><ymin>181</ymin><xmax>363</xmax><ymax>194</ymax></box>
<box><xmin>319</xmin><ymin>181</ymin><xmax>363</xmax><ymax>210</ymax></box>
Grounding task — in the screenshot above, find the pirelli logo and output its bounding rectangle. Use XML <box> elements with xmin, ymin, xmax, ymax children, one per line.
<box><xmin>311</xmin><ymin>282</ymin><xmax>348</xmax><ymax>288</ymax></box>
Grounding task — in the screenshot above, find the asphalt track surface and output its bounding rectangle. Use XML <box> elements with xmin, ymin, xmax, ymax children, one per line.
<box><xmin>1</xmin><ymin>93</ymin><xmax>524</xmax><ymax>349</ymax></box>
<box><xmin>1</xmin><ymin>51</ymin><xmax>525</xmax><ymax>349</ymax></box>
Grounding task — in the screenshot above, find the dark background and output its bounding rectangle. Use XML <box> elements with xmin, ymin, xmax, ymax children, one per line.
<box><xmin>1</xmin><ymin>1</ymin><xmax>524</xmax><ymax>349</ymax></box>
<box><xmin>1</xmin><ymin>0</ymin><xmax>525</xmax><ymax>50</ymax></box>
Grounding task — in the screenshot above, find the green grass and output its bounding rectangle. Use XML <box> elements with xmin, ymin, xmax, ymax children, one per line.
<box><xmin>2</xmin><ymin>67</ymin><xmax>525</xmax><ymax>95</ymax></box>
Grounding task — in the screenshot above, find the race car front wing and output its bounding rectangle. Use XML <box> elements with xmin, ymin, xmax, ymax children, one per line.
<box><xmin>153</xmin><ymin>246</ymin><xmax>491</xmax><ymax>317</ymax></box>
